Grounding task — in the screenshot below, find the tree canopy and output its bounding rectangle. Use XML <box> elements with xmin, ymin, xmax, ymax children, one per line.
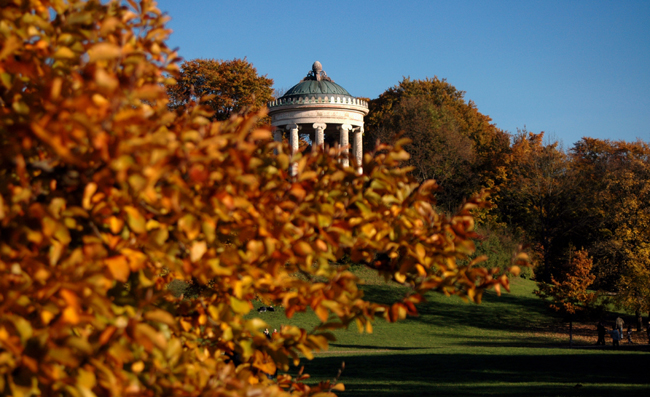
<box><xmin>0</xmin><ymin>1</ymin><xmax>520</xmax><ymax>396</ymax></box>
<box><xmin>364</xmin><ymin>77</ymin><xmax>511</xmax><ymax>210</ymax></box>
<box><xmin>570</xmin><ymin>138</ymin><xmax>650</xmax><ymax>324</ymax></box>
<box><xmin>167</xmin><ymin>58</ymin><xmax>274</xmax><ymax>121</ymax></box>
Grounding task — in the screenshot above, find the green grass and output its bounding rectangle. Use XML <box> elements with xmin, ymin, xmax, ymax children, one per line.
<box><xmin>251</xmin><ymin>274</ymin><xmax>650</xmax><ymax>396</ymax></box>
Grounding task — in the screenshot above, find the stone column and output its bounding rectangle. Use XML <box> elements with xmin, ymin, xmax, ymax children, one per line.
<box><xmin>353</xmin><ymin>126</ymin><xmax>363</xmax><ymax>174</ymax></box>
<box><xmin>313</xmin><ymin>123</ymin><xmax>326</xmax><ymax>149</ymax></box>
<box><xmin>287</xmin><ymin>123</ymin><xmax>300</xmax><ymax>175</ymax></box>
<box><xmin>339</xmin><ymin>124</ymin><xmax>352</xmax><ymax>167</ymax></box>
<box><xmin>273</xmin><ymin>128</ymin><xmax>283</xmax><ymax>155</ymax></box>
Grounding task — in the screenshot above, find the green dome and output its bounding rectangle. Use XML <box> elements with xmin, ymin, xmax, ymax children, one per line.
<box><xmin>282</xmin><ymin>80</ymin><xmax>351</xmax><ymax>99</ymax></box>
<box><xmin>279</xmin><ymin>61</ymin><xmax>353</xmax><ymax>101</ymax></box>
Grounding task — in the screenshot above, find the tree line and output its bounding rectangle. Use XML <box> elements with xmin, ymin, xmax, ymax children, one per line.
<box><xmin>363</xmin><ymin>78</ymin><xmax>650</xmax><ymax>327</ymax></box>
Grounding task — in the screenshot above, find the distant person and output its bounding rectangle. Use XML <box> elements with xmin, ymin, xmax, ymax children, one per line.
<box><xmin>596</xmin><ymin>321</ymin><xmax>606</xmax><ymax>345</ymax></box>
<box><xmin>608</xmin><ymin>326</ymin><xmax>621</xmax><ymax>347</ymax></box>
<box><xmin>263</xmin><ymin>328</ymin><xmax>271</xmax><ymax>340</ymax></box>
<box><xmin>615</xmin><ymin>317</ymin><xmax>624</xmax><ymax>334</ymax></box>
<box><xmin>626</xmin><ymin>325</ymin><xmax>634</xmax><ymax>344</ymax></box>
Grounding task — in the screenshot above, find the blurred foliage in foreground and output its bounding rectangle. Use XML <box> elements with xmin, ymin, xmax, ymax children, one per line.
<box><xmin>0</xmin><ymin>0</ymin><xmax>524</xmax><ymax>395</ymax></box>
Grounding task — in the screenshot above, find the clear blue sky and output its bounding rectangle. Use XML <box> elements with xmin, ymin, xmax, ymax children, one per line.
<box><xmin>155</xmin><ymin>0</ymin><xmax>650</xmax><ymax>147</ymax></box>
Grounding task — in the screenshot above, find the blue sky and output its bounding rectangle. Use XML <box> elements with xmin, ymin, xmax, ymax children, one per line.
<box><xmin>155</xmin><ymin>0</ymin><xmax>650</xmax><ymax>147</ymax></box>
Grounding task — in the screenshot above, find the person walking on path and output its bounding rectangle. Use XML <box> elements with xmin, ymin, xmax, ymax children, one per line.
<box><xmin>596</xmin><ymin>321</ymin><xmax>606</xmax><ymax>345</ymax></box>
<box><xmin>626</xmin><ymin>325</ymin><xmax>634</xmax><ymax>344</ymax></box>
<box><xmin>608</xmin><ymin>326</ymin><xmax>621</xmax><ymax>347</ymax></box>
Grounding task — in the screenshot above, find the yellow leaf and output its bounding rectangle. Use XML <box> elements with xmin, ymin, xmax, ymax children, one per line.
<box><xmin>149</xmin><ymin>228</ymin><xmax>168</xmax><ymax>246</ymax></box>
<box><xmin>135</xmin><ymin>323</ymin><xmax>167</xmax><ymax>350</ymax></box>
<box><xmin>394</xmin><ymin>271</ymin><xmax>406</xmax><ymax>283</ymax></box>
<box><xmin>294</xmin><ymin>241</ymin><xmax>313</xmax><ymax>256</ymax></box>
<box><xmin>230</xmin><ymin>297</ymin><xmax>251</xmax><ymax>315</ymax></box>
<box><xmin>132</xmin><ymin>361</ymin><xmax>144</xmax><ymax>373</ymax></box>
<box><xmin>180</xmin><ymin>318</ymin><xmax>192</xmax><ymax>332</ymax></box>
<box><xmin>88</xmin><ymin>43</ymin><xmax>122</xmax><ymax>62</ymax></box>
<box><xmin>122</xmin><ymin>248</ymin><xmax>147</xmax><ymax>271</ymax></box>
<box><xmin>166</xmin><ymin>338</ymin><xmax>182</xmax><ymax>361</ymax></box>
<box><xmin>53</xmin><ymin>46</ymin><xmax>75</xmax><ymax>59</ymax></box>
<box><xmin>49</xmin><ymin>241</ymin><xmax>63</xmax><ymax>266</ymax></box>
<box><xmin>0</xmin><ymin>36</ymin><xmax>20</xmax><ymax>62</ymax></box>
<box><xmin>190</xmin><ymin>241</ymin><xmax>207</xmax><ymax>263</ymax></box>
<box><xmin>415</xmin><ymin>243</ymin><xmax>426</xmax><ymax>262</ymax></box>
<box><xmin>7</xmin><ymin>315</ymin><xmax>33</xmax><ymax>342</ymax></box>
<box><xmin>92</xmin><ymin>93</ymin><xmax>109</xmax><ymax>106</ymax></box>
<box><xmin>202</xmin><ymin>218</ymin><xmax>216</xmax><ymax>243</ymax></box>
<box><xmin>144</xmin><ymin>309</ymin><xmax>176</xmax><ymax>327</ymax></box>
<box><xmin>41</xmin><ymin>310</ymin><xmax>55</xmax><ymax>325</ymax></box>
<box><xmin>332</xmin><ymin>383</ymin><xmax>345</xmax><ymax>391</ymax></box>
<box><xmin>82</xmin><ymin>183</ymin><xmax>97</xmax><ymax>210</ymax></box>
<box><xmin>54</xmin><ymin>222</ymin><xmax>71</xmax><ymax>245</ymax></box>
<box><xmin>252</xmin><ymin>350</ymin><xmax>277</xmax><ymax>375</ymax></box>
<box><xmin>245</xmin><ymin>318</ymin><xmax>268</xmax><ymax>333</ymax></box>
<box><xmin>315</xmin><ymin>304</ymin><xmax>329</xmax><ymax>322</ymax></box>
<box><xmin>134</xmin><ymin>84</ymin><xmax>164</xmax><ymax>100</ymax></box>
<box><xmin>178</xmin><ymin>214</ymin><xmax>200</xmax><ymax>240</ymax></box>
<box><xmin>95</xmin><ymin>68</ymin><xmax>118</xmax><ymax>91</ymax></box>
<box><xmin>124</xmin><ymin>206</ymin><xmax>146</xmax><ymax>234</ymax></box>
<box><xmin>239</xmin><ymin>339</ymin><xmax>253</xmax><ymax>360</ymax></box>
<box><xmin>307</xmin><ymin>334</ymin><xmax>329</xmax><ymax>350</ymax></box>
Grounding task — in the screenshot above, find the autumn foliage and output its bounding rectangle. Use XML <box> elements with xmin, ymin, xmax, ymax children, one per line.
<box><xmin>535</xmin><ymin>249</ymin><xmax>596</xmax><ymax>314</ymax></box>
<box><xmin>0</xmin><ymin>1</ymin><xmax>519</xmax><ymax>396</ymax></box>
<box><xmin>167</xmin><ymin>58</ymin><xmax>274</xmax><ymax>122</ymax></box>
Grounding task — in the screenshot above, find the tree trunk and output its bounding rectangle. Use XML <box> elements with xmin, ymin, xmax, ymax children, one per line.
<box><xmin>636</xmin><ymin>310</ymin><xmax>643</xmax><ymax>331</ymax></box>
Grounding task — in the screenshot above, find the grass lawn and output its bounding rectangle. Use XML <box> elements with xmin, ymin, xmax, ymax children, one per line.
<box><xmin>251</xmin><ymin>272</ymin><xmax>650</xmax><ymax>396</ymax></box>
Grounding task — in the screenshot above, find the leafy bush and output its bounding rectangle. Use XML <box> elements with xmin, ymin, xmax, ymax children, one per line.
<box><xmin>0</xmin><ymin>1</ymin><xmax>523</xmax><ymax>395</ymax></box>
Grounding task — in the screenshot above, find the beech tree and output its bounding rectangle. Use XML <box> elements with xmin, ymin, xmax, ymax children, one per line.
<box><xmin>535</xmin><ymin>249</ymin><xmax>596</xmax><ymax>346</ymax></box>
<box><xmin>496</xmin><ymin>130</ymin><xmax>582</xmax><ymax>282</ymax></box>
<box><xmin>536</xmin><ymin>249</ymin><xmax>596</xmax><ymax>314</ymax></box>
<box><xmin>0</xmin><ymin>1</ymin><xmax>522</xmax><ymax>396</ymax></box>
<box><xmin>167</xmin><ymin>58</ymin><xmax>274</xmax><ymax>121</ymax></box>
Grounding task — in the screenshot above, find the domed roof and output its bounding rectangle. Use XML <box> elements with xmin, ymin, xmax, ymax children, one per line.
<box><xmin>283</xmin><ymin>80</ymin><xmax>351</xmax><ymax>97</ymax></box>
<box><xmin>280</xmin><ymin>61</ymin><xmax>353</xmax><ymax>100</ymax></box>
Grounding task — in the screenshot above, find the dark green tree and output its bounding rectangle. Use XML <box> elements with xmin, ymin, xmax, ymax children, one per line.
<box><xmin>365</xmin><ymin>77</ymin><xmax>511</xmax><ymax>210</ymax></box>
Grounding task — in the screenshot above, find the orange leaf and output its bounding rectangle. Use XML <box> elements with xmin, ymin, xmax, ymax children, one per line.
<box><xmin>88</xmin><ymin>43</ymin><xmax>122</xmax><ymax>62</ymax></box>
<box><xmin>105</xmin><ymin>255</ymin><xmax>130</xmax><ymax>282</ymax></box>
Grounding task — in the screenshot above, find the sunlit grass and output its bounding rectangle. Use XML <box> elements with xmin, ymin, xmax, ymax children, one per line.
<box><xmin>252</xmin><ymin>274</ymin><xmax>650</xmax><ymax>396</ymax></box>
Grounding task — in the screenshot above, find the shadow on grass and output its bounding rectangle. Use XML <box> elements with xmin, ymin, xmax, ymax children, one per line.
<box><xmin>330</xmin><ymin>343</ymin><xmax>430</xmax><ymax>351</ymax></box>
<box><xmin>361</xmin><ymin>284</ymin><xmax>558</xmax><ymax>333</ymax></box>
<box><xmin>301</xmin><ymin>351</ymin><xmax>650</xmax><ymax>397</ymax></box>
